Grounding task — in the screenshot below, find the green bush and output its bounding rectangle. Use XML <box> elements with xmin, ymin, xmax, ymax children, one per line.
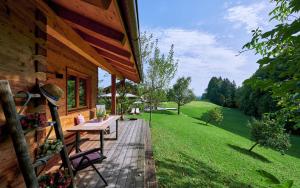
<box><xmin>201</xmin><ymin>108</ymin><xmax>223</xmax><ymax>125</ymax></box>
<box><xmin>249</xmin><ymin>115</ymin><xmax>291</xmax><ymax>154</ymax></box>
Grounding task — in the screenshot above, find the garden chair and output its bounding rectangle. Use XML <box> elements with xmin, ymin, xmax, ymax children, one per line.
<box><xmin>130</xmin><ymin>108</ymin><xmax>136</xmax><ymax>114</ymax></box>
<box><xmin>69</xmin><ymin>147</ymin><xmax>108</xmax><ymax>186</ymax></box>
<box><xmin>135</xmin><ymin>108</ymin><xmax>140</xmax><ymax>114</ymax></box>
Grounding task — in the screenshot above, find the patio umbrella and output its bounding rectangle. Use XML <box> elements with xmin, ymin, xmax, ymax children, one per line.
<box><xmin>133</xmin><ymin>100</ymin><xmax>143</xmax><ymax>104</ymax></box>
<box><xmin>99</xmin><ymin>93</ymin><xmax>138</xmax><ymax>98</ymax></box>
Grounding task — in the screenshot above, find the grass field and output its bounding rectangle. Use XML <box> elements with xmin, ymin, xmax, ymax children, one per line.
<box><xmin>130</xmin><ymin>101</ymin><xmax>300</xmax><ymax>187</ymax></box>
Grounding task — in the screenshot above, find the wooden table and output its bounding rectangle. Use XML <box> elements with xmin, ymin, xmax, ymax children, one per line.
<box><xmin>67</xmin><ymin>115</ymin><xmax>120</xmax><ymax>154</ymax></box>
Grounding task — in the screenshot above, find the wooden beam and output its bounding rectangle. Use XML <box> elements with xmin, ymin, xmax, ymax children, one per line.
<box><xmin>110</xmin><ymin>63</ymin><xmax>138</xmax><ymax>82</ymax></box>
<box><xmin>33</xmin><ymin>0</ymin><xmax>122</xmax><ymax>78</ymax></box>
<box><xmin>82</xmin><ymin>0</ymin><xmax>112</xmax><ymax>10</ymax></box>
<box><xmin>93</xmin><ymin>47</ymin><xmax>134</xmax><ymax>67</ymax></box>
<box><xmin>50</xmin><ymin>2</ymin><xmax>125</xmax><ymax>43</ymax></box>
<box><xmin>113</xmin><ymin>65</ymin><xmax>136</xmax><ymax>75</ymax></box>
<box><xmin>106</xmin><ymin>59</ymin><xmax>136</xmax><ymax>72</ymax></box>
<box><xmin>120</xmin><ymin>72</ymin><xmax>138</xmax><ymax>83</ymax></box>
<box><xmin>75</xmin><ymin>29</ymin><xmax>131</xmax><ymax>59</ymax></box>
<box><xmin>111</xmin><ymin>74</ymin><xmax>116</xmax><ymax>115</ymax></box>
<box><xmin>65</xmin><ymin>20</ymin><xmax>125</xmax><ymax>48</ymax></box>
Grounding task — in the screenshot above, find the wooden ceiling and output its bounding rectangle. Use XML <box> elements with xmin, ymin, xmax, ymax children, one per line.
<box><xmin>48</xmin><ymin>0</ymin><xmax>140</xmax><ymax>82</ymax></box>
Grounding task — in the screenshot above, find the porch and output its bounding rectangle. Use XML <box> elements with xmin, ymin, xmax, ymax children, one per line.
<box><xmin>69</xmin><ymin>119</ymin><xmax>156</xmax><ymax>188</ymax></box>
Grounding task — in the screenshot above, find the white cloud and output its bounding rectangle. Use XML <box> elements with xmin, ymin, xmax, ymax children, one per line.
<box><xmin>224</xmin><ymin>2</ymin><xmax>271</xmax><ymax>32</ymax></box>
<box><xmin>146</xmin><ymin>28</ymin><xmax>258</xmax><ymax>95</ymax></box>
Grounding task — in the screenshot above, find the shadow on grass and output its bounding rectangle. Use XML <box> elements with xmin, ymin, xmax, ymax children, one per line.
<box><xmin>189</xmin><ymin>107</ymin><xmax>300</xmax><ymax>159</ymax></box>
<box><xmin>151</xmin><ymin>110</ymin><xmax>176</xmax><ymax>115</ymax></box>
<box><xmin>285</xmin><ymin>135</ymin><xmax>300</xmax><ymax>159</ymax></box>
<box><xmin>156</xmin><ymin>152</ymin><xmax>253</xmax><ymax>188</ymax></box>
<box><xmin>227</xmin><ymin>144</ymin><xmax>271</xmax><ymax>163</ymax></box>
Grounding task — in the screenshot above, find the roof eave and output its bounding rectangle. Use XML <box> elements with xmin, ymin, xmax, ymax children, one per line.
<box><xmin>117</xmin><ymin>0</ymin><xmax>142</xmax><ymax>83</ymax></box>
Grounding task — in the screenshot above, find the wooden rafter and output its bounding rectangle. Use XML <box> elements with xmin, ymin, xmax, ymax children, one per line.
<box><xmin>50</xmin><ymin>2</ymin><xmax>125</xmax><ymax>43</ymax></box>
<box><xmin>112</xmin><ymin>64</ymin><xmax>136</xmax><ymax>75</ymax></box>
<box><xmin>75</xmin><ymin>29</ymin><xmax>131</xmax><ymax>59</ymax></box>
<box><xmin>93</xmin><ymin>47</ymin><xmax>134</xmax><ymax>67</ymax></box>
<box><xmin>82</xmin><ymin>0</ymin><xmax>112</xmax><ymax>10</ymax></box>
<box><xmin>33</xmin><ymin>0</ymin><xmax>122</xmax><ymax>78</ymax></box>
<box><xmin>105</xmin><ymin>58</ymin><xmax>135</xmax><ymax>71</ymax></box>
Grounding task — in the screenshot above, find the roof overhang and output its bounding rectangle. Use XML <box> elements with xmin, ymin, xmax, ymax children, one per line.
<box><xmin>35</xmin><ymin>0</ymin><xmax>141</xmax><ymax>83</ymax></box>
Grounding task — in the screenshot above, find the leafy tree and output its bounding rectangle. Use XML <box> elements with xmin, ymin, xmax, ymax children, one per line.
<box><xmin>236</xmin><ymin>77</ymin><xmax>278</xmax><ymax>118</ymax></box>
<box><xmin>242</xmin><ymin>0</ymin><xmax>300</xmax><ymax>124</ymax></box>
<box><xmin>203</xmin><ymin>77</ymin><xmax>237</xmax><ymax>107</ymax></box>
<box><xmin>118</xmin><ymin>85</ymin><xmax>133</xmax><ymax>120</ymax></box>
<box><xmin>201</xmin><ymin>108</ymin><xmax>223</xmax><ymax>125</ymax></box>
<box><xmin>140</xmin><ymin>32</ymin><xmax>178</xmax><ymax>121</ymax></box>
<box><xmin>248</xmin><ymin>114</ymin><xmax>290</xmax><ymax>154</ymax></box>
<box><xmin>168</xmin><ymin>77</ymin><xmax>195</xmax><ymax>114</ymax></box>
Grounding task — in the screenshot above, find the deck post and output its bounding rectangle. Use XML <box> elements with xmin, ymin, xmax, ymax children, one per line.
<box><xmin>111</xmin><ymin>74</ymin><xmax>116</xmax><ymax>114</ymax></box>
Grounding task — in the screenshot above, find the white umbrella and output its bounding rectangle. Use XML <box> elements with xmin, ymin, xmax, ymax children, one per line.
<box><xmin>99</xmin><ymin>93</ymin><xmax>138</xmax><ymax>98</ymax></box>
<box><xmin>133</xmin><ymin>100</ymin><xmax>143</xmax><ymax>104</ymax></box>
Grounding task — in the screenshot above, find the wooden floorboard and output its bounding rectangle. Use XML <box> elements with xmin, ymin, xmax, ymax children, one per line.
<box><xmin>144</xmin><ymin>121</ymin><xmax>158</xmax><ymax>188</ymax></box>
<box><xmin>72</xmin><ymin>119</ymin><xmax>157</xmax><ymax>188</ymax></box>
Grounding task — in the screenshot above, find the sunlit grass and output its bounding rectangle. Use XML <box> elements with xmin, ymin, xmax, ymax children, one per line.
<box><xmin>130</xmin><ymin>101</ymin><xmax>300</xmax><ymax>187</ymax></box>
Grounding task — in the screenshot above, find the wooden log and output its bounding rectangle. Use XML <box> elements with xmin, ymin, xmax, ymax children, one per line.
<box><xmin>49</xmin><ymin>2</ymin><xmax>124</xmax><ymax>42</ymax></box>
<box><xmin>33</xmin><ymin>0</ymin><xmax>122</xmax><ymax>77</ymax></box>
<box><xmin>0</xmin><ymin>80</ymin><xmax>38</xmax><ymax>188</ymax></box>
<box><xmin>82</xmin><ymin>0</ymin><xmax>112</xmax><ymax>10</ymax></box>
<box><xmin>75</xmin><ymin>29</ymin><xmax>131</xmax><ymax>59</ymax></box>
<box><xmin>48</xmin><ymin>102</ymin><xmax>75</xmax><ymax>187</ymax></box>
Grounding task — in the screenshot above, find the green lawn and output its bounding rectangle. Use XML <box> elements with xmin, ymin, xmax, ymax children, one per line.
<box><xmin>130</xmin><ymin>101</ymin><xmax>300</xmax><ymax>187</ymax></box>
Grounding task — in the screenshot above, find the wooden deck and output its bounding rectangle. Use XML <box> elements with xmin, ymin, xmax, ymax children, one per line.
<box><xmin>72</xmin><ymin>119</ymin><xmax>157</xmax><ymax>188</ymax></box>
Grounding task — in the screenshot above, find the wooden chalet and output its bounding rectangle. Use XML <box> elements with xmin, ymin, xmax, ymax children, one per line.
<box><xmin>0</xmin><ymin>0</ymin><xmax>154</xmax><ymax>187</ymax></box>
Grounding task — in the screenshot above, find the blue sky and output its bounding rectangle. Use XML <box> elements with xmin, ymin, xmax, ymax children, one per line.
<box><xmin>100</xmin><ymin>0</ymin><xmax>275</xmax><ymax>95</ymax></box>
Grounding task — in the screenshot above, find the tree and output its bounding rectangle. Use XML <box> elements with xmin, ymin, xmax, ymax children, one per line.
<box><xmin>242</xmin><ymin>0</ymin><xmax>300</xmax><ymax>124</ymax></box>
<box><xmin>118</xmin><ymin>85</ymin><xmax>133</xmax><ymax>120</ymax></box>
<box><xmin>248</xmin><ymin>114</ymin><xmax>290</xmax><ymax>154</ymax></box>
<box><xmin>203</xmin><ymin>77</ymin><xmax>237</xmax><ymax>107</ymax></box>
<box><xmin>235</xmin><ymin>68</ymin><xmax>279</xmax><ymax>118</ymax></box>
<box><xmin>201</xmin><ymin>108</ymin><xmax>223</xmax><ymax>125</ymax></box>
<box><xmin>169</xmin><ymin>77</ymin><xmax>195</xmax><ymax>114</ymax></box>
<box><xmin>140</xmin><ymin>32</ymin><xmax>178</xmax><ymax>121</ymax></box>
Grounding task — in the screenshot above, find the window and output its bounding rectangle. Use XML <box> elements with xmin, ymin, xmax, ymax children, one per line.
<box><xmin>79</xmin><ymin>79</ymin><xmax>87</xmax><ymax>106</ymax></box>
<box><xmin>67</xmin><ymin>68</ymin><xmax>89</xmax><ymax>111</ymax></box>
<box><xmin>67</xmin><ymin>75</ymin><xmax>76</xmax><ymax>109</ymax></box>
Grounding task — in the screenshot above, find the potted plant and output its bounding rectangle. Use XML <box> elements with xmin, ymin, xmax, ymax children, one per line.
<box><xmin>37</xmin><ymin>139</ymin><xmax>63</xmax><ymax>158</ymax></box>
<box><xmin>96</xmin><ymin>110</ymin><xmax>105</xmax><ymax>122</ymax></box>
<box><xmin>104</xmin><ymin>113</ymin><xmax>109</xmax><ymax>120</ymax></box>
<box><xmin>39</xmin><ymin>170</ymin><xmax>71</xmax><ymax>188</ymax></box>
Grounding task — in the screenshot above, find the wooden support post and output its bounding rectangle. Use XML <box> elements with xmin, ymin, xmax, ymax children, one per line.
<box><xmin>100</xmin><ymin>130</ymin><xmax>104</xmax><ymax>154</ymax></box>
<box><xmin>120</xmin><ymin>79</ymin><xmax>125</xmax><ymax>88</ymax></box>
<box><xmin>115</xmin><ymin>119</ymin><xmax>118</xmax><ymax>140</ymax></box>
<box><xmin>111</xmin><ymin>74</ymin><xmax>116</xmax><ymax>115</ymax></box>
<box><xmin>0</xmin><ymin>81</ymin><xmax>39</xmax><ymax>188</ymax></box>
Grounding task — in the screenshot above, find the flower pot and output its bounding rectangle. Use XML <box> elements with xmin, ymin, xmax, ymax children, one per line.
<box><xmin>97</xmin><ymin>117</ymin><xmax>103</xmax><ymax>122</ymax></box>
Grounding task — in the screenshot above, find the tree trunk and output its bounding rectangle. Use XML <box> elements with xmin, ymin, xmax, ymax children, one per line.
<box><xmin>249</xmin><ymin>142</ymin><xmax>258</xmax><ymax>152</ymax></box>
<box><xmin>177</xmin><ymin>103</ymin><xmax>180</xmax><ymax>115</ymax></box>
<box><xmin>120</xmin><ymin>103</ymin><xmax>124</xmax><ymax>120</ymax></box>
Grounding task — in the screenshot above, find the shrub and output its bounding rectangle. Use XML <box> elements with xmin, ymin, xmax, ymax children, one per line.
<box><xmin>248</xmin><ymin>114</ymin><xmax>291</xmax><ymax>154</ymax></box>
<box><xmin>201</xmin><ymin>108</ymin><xmax>223</xmax><ymax>125</ymax></box>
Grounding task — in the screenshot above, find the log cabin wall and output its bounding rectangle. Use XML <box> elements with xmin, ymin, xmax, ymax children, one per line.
<box><xmin>0</xmin><ymin>1</ymin><xmax>98</xmax><ymax>187</ymax></box>
<box><xmin>46</xmin><ymin>35</ymin><xmax>98</xmax><ymax>130</ymax></box>
<box><xmin>0</xmin><ymin>0</ymin><xmax>44</xmax><ymax>187</ymax></box>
